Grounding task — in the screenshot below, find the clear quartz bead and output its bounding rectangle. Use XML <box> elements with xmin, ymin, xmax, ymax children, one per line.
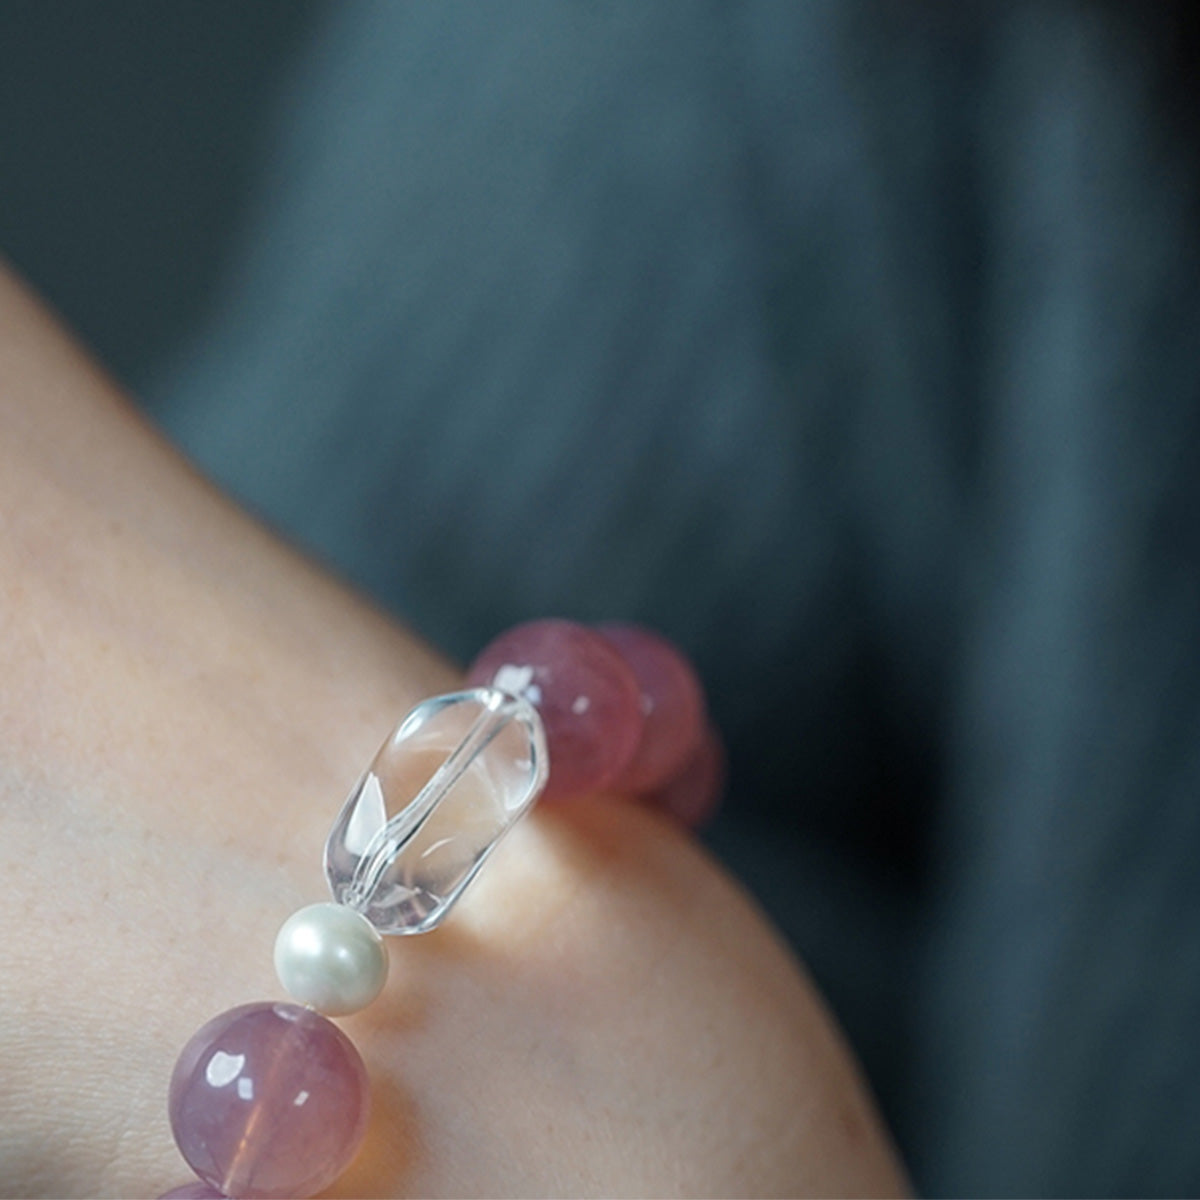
<box><xmin>324</xmin><ymin>686</ymin><xmax>548</xmax><ymax>935</ymax></box>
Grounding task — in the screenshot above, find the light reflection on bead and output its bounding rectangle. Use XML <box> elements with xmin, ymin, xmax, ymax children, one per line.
<box><xmin>274</xmin><ymin>901</ymin><xmax>389</xmax><ymax>1015</ymax></box>
<box><xmin>168</xmin><ymin>1002</ymin><xmax>370</xmax><ymax>1200</ymax></box>
<box><xmin>467</xmin><ymin>619</ymin><xmax>643</xmax><ymax>801</ymax></box>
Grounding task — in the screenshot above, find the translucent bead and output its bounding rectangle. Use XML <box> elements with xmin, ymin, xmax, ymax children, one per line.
<box><xmin>467</xmin><ymin>619</ymin><xmax>643</xmax><ymax>801</ymax></box>
<box><xmin>598</xmin><ymin>623</ymin><xmax>706</xmax><ymax>792</ymax></box>
<box><xmin>157</xmin><ymin>1184</ymin><xmax>226</xmax><ymax>1199</ymax></box>
<box><xmin>325</xmin><ymin>686</ymin><xmax>547</xmax><ymax>934</ymax></box>
<box><xmin>647</xmin><ymin>723</ymin><xmax>727</xmax><ymax>828</ymax></box>
<box><xmin>168</xmin><ymin>1002</ymin><xmax>370</xmax><ymax>1200</ymax></box>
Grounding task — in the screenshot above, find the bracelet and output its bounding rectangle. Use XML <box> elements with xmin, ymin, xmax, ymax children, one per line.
<box><xmin>158</xmin><ymin>619</ymin><xmax>721</xmax><ymax>1199</ymax></box>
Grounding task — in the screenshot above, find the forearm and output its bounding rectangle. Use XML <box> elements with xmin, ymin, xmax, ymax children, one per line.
<box><xmin>0</xmin><ymin>256</ymin><xmax>455</xmax><ymax>1193</ymax></box>
<box><xmin>0</xmin><ymin>260</ymin><xmax>907</xmax><ymax>1198</ymax></box>
<box><xmin>0</xmin><ymin>257</ymin><xmax>452</xmax><ymax>786</ymax></box>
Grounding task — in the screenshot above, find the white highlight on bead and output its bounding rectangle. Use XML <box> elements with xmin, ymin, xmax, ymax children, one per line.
<box><xmin>274</xmin><ymin>901</ymin><xmax>389</xmax><ymax>1016</ymax></box>
<box><xmin>206</xmin><ymin>1051</ymin><xmax>245</xmax><ymax>1088</ymax></box>
<box><xmin>493</xmin><ymin>663</ymin><xmax>535</xmax><ymax>696</ymax></box>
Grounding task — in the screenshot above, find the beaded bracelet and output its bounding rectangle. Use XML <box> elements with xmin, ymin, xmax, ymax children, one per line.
<box><xmin>157</xmin><ymin>619</ymin><xmax>722</xmax><ymax>1199</ymax></box>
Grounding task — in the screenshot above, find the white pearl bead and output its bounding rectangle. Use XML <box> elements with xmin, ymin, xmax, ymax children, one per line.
<box><xmin>274</xmin><ymin>902</ymin><xmax>389</xmax><ymax>1016</ymax></box>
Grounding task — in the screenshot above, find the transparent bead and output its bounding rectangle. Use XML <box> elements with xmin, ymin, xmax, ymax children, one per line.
<box><xmin>324</xmin><ymin>686</ymin><xmax>548</xmax><ymax>934</ymax></box>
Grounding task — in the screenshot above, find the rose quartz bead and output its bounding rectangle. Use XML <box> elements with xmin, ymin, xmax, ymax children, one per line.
<box><xmin>598</xmin><ymin>623</ymin><xmax>706</xmax><ymax>792</ymax></box>
<box><xmin>158</xmin><ymin>1184</ymin><xmax>227</xmax><ymax>1199</ymax></box>
<box><xmin>467</xmin><ymin>619</ymin><xmax>643</xmax><ymax>801</ymax></box>
<box><xmin>646</xmin><ymin>724</ymin><xmax>727</xmax><ymax>828</ymax></box>
<box><xmin>168</xmin><ymin>1002</ymin><xmax>370</xmax><ymax>1200</ymax></box>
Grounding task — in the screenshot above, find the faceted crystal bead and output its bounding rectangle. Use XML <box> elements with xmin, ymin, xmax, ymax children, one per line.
<box><xmin>467</xmin><ymin>619</ymin><xmax>643</xmax><ymax>801</ymax></box>
<box><xmin>157</xmin><ymin>1184</ymin><xmax>227</xmax><ymax>1199</ymax></box>
<box><xmin>647</xmin><ymin>723</ymin><xmax>726</xmax><ymax>828</ymax></box>
<box><xmin>598</xmin><ymin>623</ymin><xmax>706</xmax><ymax>792</ymax></box>
<box><xmin>168</xmin><ymin>1002</ymin><xmax>370</xmax><ymax>1200</ymax></box>
<box><xmin>325</xmin><ymin>686</ymin><xmax>547</xmax><ymax>934</ymax></box>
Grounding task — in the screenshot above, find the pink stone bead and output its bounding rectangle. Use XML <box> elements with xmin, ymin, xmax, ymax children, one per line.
<box><xmin>158</xmin><ymin>1184</ymin><xmax>227</xmax><ymax>1199</ymax></box>
<box><xmin>168</xmin><ymin>1002</ymin><xmax>370</xmax><ymax>1200</ymax></box>
<box><xmin>598</xmin><ymin>623</ymin><xmax>706</xmax><ymax>792</ymax></box>
<box><xmin>646</xmin><ymin>723</ymin><xmax>727</xmax><ymax>828</ymax></box>
<box><xmin>467</xmin><ymin>619</ymin><xmax>643</xmax><ymax>802</ymax></box>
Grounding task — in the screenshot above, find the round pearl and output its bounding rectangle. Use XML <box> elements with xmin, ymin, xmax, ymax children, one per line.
<box><xmin>274</xmin><ymin>902</ymin><xmax>388</xmax><ymax>1016</ymax></box>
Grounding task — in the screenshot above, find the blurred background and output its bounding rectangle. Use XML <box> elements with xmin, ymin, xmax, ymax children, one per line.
<box><xmin>2</xmin><ymin>2</ymin><xmax>1199</xmax><ymax>1194</ymax></box>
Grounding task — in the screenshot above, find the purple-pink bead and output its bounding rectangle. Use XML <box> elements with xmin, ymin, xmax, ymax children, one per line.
<box><xmin>168</xmin><ymin>1002</ymin><xmax>370</xmax><ymax>1200</ymax></box>
<box><xmin>467</xmin><ymin>619</ymin><xmax>643</xmax><ymax>802</ymax></box>
<box><xmin>598</xmin><ymin>623</ymin><xmax>706</xmax><ymax>792</ymax></box>
<box><xmin>158</xmin><ymin>1184</ymin><xmax>227</xmax><ymax>1199</ymax></box>
<box><xmin>647</xmin><ymin>724</ymin><xmax>726</xmax><ymax>828</ymax></box>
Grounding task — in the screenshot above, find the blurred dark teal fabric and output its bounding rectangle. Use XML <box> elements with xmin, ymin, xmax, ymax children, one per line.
<box><xmin>4</xmin><ymin>2</ymin><xmax>1199</xmax><ymax>1194</ymax></box>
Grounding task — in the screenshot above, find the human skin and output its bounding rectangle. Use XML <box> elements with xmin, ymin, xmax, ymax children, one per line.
<box><xmin>0</xmin><ymin>260</ymin><xmax>909</xmax><ymax>1198</ymax></box>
